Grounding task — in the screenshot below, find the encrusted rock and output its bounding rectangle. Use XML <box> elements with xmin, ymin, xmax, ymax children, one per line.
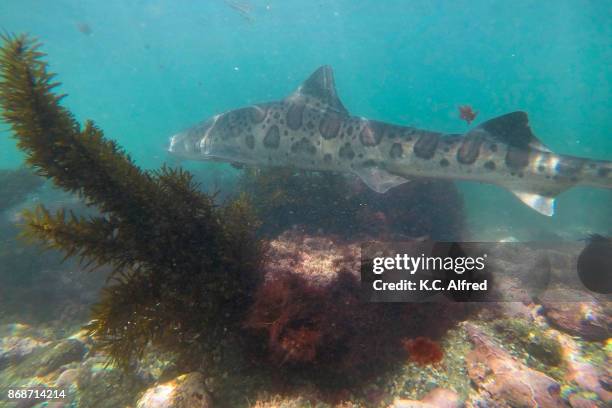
<box><xmin>464</xmin><ymin>322</ymin><xmax>564</xmax><ymax>407</ymax></box>
<box><xmin>568</xmin><ymin>394</ymin><xmax>602</xmax><ymax>408</ymax></box>
<box><xmin>556</xmin><ymin>332</ymin><xmax>612</xmax><ymax>404</ymax></box>
<box><xmin>0</xmin><ymin>335</ymin><xmax>49</xmax><ymax>369</ymax></box>
<box><xmin>55</xmin><ymin>368</ymin><xmax>80</xmax><ymax>388</ymax></box>
<box><xmin>136</xmin><ymin>372</ymin><xmax>212</xmax><ymax>408</ymax></box>
<box><xmin>391</xmin><ymin>387</ymin><xmax>461</xmax><ymax>407</ymax></box>
<box><xmin>75</xmin><ymin>356</ymin><xmax>144</xmax><ymax>408</ymax></box>
<box><xmin>538</xmin><ymin>288</ymin><xmax>610</xmax><ymax>340</ymax></box>
<box><xmin>265</xmin><ymin>230</ymin><xmax>360</xmax><ymax>285</ymax></box>
<box><xmin>36</xmin><ymin>338</ymin><xmax>87</xmax><ymax>376</ymax></box>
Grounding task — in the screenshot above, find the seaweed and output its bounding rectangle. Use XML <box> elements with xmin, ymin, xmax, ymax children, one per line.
<box><xmin>239</xmin><ymin>166</ymin><xmax>465</xmax><ymax>240</ymax></box>
<box><xmin>244</xmin><ymin>252</ymin><xmax>471</xmax><ymax>389</ymax></box>
<box><xmin>244</xmin><ymin>269</ymin><xmax>407</xmax><ymax>385</ymax></box>
<box><xmin>0</xmin><ymin>33</ymin><xmax>264</xmax><ymax>369</ymax></box>
<box><xmin>493</xmin><ymin>318</ymin><xmax>563</xmax><ymax>367</ymax></box>
<box><xmin>238</xmin><ymin>167</ymin><xmax>357</xmax><ymax>237</ymax></box>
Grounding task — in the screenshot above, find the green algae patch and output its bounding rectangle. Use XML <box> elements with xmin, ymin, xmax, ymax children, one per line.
<box><xmin>492</xmin><ymin>318</ymin><xmax>563</xmax><ymax>367</ymax></box>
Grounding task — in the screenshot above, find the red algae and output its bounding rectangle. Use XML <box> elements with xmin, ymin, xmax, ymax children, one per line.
<box><xmin>244</xmin><ymin>232</ymin><xmax>470</xmax><ymax>387</ymax></box>
<box><xmin>402</xmin><ymin>337</ymin><xmax>444</xmax><ymax>366</ymax></box>
<box><xmin>244</xmin><ymin>271</ymin><xmax>327</xmax><ymax>366</ymax></box>
<box><xmin>279</xmin><ymin>327</ymin><xmax>322</xmax><ymax>364</ymax></box>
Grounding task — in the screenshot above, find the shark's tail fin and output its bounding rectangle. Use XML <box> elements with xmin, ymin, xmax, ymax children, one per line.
<box><xmin>580</xmin><ymin>159</ymin><xmax>612</xmax><ymax>190</ymax></box>
<box><xmin>507</xmin><ymin>158</ymin><xmax>611</xmax><ymax>216</ymax></box>
<box><xmin>473</xmin><ymin>112</ymin><xmax>558</xmax><ymax>215</ymax></box>
<box><xmin>474</xmin><ymin>112</ymin><xmax>611</xmax><ymax>216</ymax></box>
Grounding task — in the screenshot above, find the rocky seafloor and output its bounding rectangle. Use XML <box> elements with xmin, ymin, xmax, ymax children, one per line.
<box><xmin>1</xmin><ymin>228</ymin><xmax>610</xmax><ymax>408</ymax></box>
<box><xmin>0</xmin><ymin>169</ymin><xmax>609</xmax><ymax>407</ymax></box>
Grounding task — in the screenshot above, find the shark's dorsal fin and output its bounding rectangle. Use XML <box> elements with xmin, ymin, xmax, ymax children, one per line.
<box><xmin>288</xmin><ymin>65</ymin><xmax>348</xmax><ymax>115</ymax></box>
<box><xmin>477</xmin><ymin>111</ymin><xmax>551</xmax><ymax>152</ymax></box>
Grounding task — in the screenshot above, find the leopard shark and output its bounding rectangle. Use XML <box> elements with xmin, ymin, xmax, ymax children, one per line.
<box><xmin>168</xmin><ymin>66</ymin><xmax>612</xmax><ymax>216</ymax></box>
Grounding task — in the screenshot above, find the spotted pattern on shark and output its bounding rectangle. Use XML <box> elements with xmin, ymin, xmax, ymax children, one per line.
<box><xmin>248</xmin><ymin>105</ymin><xmax>267</xmax><ymax>124</ymax></box>
<box><xmin>390</xmin><ymin>143</ymin><xmax>403</xmax><ymax>159</ymax></box>
<box><xmin>291</xmin><ymin>137</ymin><xmax>317</xmax><ymax>156</ymax></box>
<box><xmin>505</xmin><ymin>146</ymin><xmax>530</xmax><ymax>170</ymax></box>
<box><xmin>319</xmin><ymin>109</ymin><xmax>342</xmax><ymax>139</ymax></box>
<box><xmin>339</xmin><ymin>143</ymin><xmax>355</xmax><ymax>160</ymax></box>
<box><xmin>457</xmin><ymin>131</ymin><xmax>484</xmax><ymax>164</ymax></box>
<box><xmin>414</xmin><ymin>132</ymin><xmax>440</xmax><ymax>159</ymax></box>
<box><xmin>245</xmin><ymin>133</ymin><xmax>255</xmax><ymax>149</ymax></box>
<box><xmin>263</xmin><ymin>125</ymin><xmax>280</xmax><ymax>149</ymax></box>
<box><xmin>168</xmin><ymin>65</ymin><xmax>612</xmax><ymax>216</ymax></box>
<box><xmin>287</xmin><ymin>102</ymin><xmax>305</xmax><ymax>130</ymax></box>
<box><xmin>360</xmin><ymin>121</ymin><xmax>384</xmax><ymax>146</ymax></box>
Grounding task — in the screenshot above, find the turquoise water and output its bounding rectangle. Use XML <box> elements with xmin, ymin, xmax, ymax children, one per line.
<box><xmin>1</xmin><ymin>0</ymin><xmax>611</xmax><ymax>235</ymax></box>
<box><xmin>1</xmin><ymin>3</ymin><xmax>612</xmax><ymax>407</ymax></box>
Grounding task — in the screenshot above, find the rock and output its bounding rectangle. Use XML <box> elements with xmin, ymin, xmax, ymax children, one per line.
<box><xmin>76</xmin><ymin>358</ymin><xmax>145</xmax><ymax>408</ymax></box>
<box><xmin>556</xmin><ymin>332</ymin><xmax>612</xmax><ymax>404</ymax></box>
<box><xmin>391</xmin><ymin>399</ymin><xmax>432</xmax><ymax>407</ymax></box>
<box><xmin>9</xmin><ymin>384</ymin><xmax>52</xmax><ymax>408</ymax></box>
<box><xmin>493</xmin><ymin>276</ymin><xmax>539</xmax><ymax>303</ymax></box>
<box><xmin>0</xmin><ymin>335</ymin><xmax>50</xmax><ymax>368</ymax></box>
<box><xmin>486</xmin><ymin>243</ymin><xmax>554</xmax><ymax>293</ymax></box>
<box><xmin>492</xmin><ymin>317</ymin><xmax>563</xmax><ymax>366</ymax></box>
<box><xmin>464</xmin><ymin>322</ymin><xmax>565</xmax><ymax>408</ymax></box>
<box><xmin>568</xmin><ymin>394</ymin><xmax>601</xmax><ymax>408</ymax></box>
<box><xmin>496</xmin><ymin>301</ymin><xmax>537</xmax><ymax>321</ymax></box>
<box><xmin>247</xmin><ymin>230</ymin><xmax>470</xmax><ymax>373</ymax></box>
<box><xmin>422</xmin><ymin>388</ymin><xmax>461</xmax><ymax>408</ymax></box>
<box><xmin>55</xmin><ymin>368</ymin><xmax>80</xmax><ymax>388</ymax></box>
<box><xmin>391</xmin><ymin>387</ymin><xmax>460</xmax><ymax>408</ymax></box>
<box><xmin>36</xmin><ymin>339</ymin><xmax>87</xmax><ymax>376</ymax></box>
<box><xmin>538</xmin><ymin>288</ymin><xmax>610</xmax><ymax>340</ymax></box>
<box><xmin>136</xmin><ymin>372</ymin><xmax>212</xmax><ymax>408</ymax></box>
<box><xmin>265</xmin><ymin>230</ymin><xmax>360</xmax><ymax>286</ymax></box>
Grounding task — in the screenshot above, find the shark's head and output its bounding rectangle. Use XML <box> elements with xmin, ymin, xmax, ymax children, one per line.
<box><xmin>167</xmin><ymin>119</ymin><xmax>212</xmax><ymax>160</ymax></box>
<box><xmin>168</xmin><ymin>109</ymin><xmax>259</xmax><ymax>164</ymax></box>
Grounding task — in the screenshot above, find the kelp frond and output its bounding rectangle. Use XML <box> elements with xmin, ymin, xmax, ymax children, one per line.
<box><xmin>0</xmin><ymin>33</ymin><xmax>264</xmax><ymax>369</ymax></box>
<box><xmin>0</xmin><ymin>33</ymin><xmax>160</xmax><ymax>222</ymax></box>
<box><xmin>20</xmin><ymin>206</ymin><xmax>133</xmax><ymax>271</ymax></box>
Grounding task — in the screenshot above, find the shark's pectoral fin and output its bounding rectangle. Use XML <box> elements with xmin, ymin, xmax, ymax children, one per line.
<box><xmin>354</xmin><ymin>166</ymin><xmax>410</xmax><ymax>193</ymax></box>
<box><xmin>510</xmin><ymin>190</ymin><xmax>556</xmax><ymax>216</ymax></box>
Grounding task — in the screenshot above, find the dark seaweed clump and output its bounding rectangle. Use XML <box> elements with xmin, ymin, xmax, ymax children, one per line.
<box><xmin>240</xmin><ymin>167</ymin><xmax>464</xmax><ymax>240</ymax></box>
<box><xmin>0</xmin><ymin>33</ymin><xmax>264</xmax><ymax>370</ymax></box>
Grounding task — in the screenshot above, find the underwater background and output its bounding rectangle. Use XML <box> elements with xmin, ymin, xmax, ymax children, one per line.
<box><xmin>1</xmin><ymin>0</ymin><xmax>611</xmax><ymax>239</ymax></box>
<box><xmin>0</xmin><ymin>1</ymin><xmax>611</xmax><ymax>408</ymax></box>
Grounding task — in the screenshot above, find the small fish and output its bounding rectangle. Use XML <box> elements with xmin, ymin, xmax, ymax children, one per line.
<box><xmin>459</xmin><ymin>105</ymin><xmax>478</xmax><ymax>125</ymax></box>
<box><xmin>76</xmin><ymin>22</ymin><xmax>92</xmax><ymax>36</ymax></box>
